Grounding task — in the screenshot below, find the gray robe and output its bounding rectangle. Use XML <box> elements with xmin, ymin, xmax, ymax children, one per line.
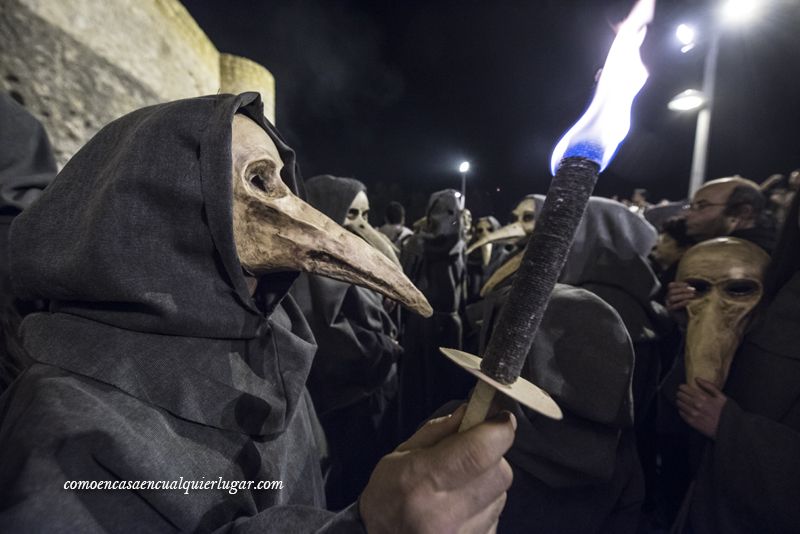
<box><xmin>0</xmin><ymin>93</ymin><xmax>364</xmax><ymax>532</ymax></box>
<box><xmin>292</xmin><ymin>175</ymin><xmax>402</xmax><ymax>510</ymax></box>
<box><xmin>680</xmin><ymin>271</ymin><xmax>800</xmax><ymax>533</ymax></box>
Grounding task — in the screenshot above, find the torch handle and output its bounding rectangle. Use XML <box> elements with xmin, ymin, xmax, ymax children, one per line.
<box><xmin>459</xmin><ymin>381</ymin><xmax>497</xmax><ymax>432</ymax></box>
<box><xmin>481</xmin><ymin>157</ymin><xmax>599</xmax><ymax>384</ymax></box>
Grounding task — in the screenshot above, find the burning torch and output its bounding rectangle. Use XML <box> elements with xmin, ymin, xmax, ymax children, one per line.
<box><xmin>441</xmin><ymin>0</ymin><xmax>656</xmax><ymax>430</ymax></box>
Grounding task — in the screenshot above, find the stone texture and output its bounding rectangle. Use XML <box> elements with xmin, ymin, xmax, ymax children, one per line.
<box><xmin>220</xmin><ymin>54</ymin><xmax>276</xmax><ymax>124</ymax></box>
<box><xmin>0</xmin><ymin>0</ymin><xmax>276</xmax><ymax>167</ymax></box>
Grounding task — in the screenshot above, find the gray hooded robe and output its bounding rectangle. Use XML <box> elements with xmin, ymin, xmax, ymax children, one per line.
<box><xmin>291</xmin><ymin>174</ymin><xmax>402</xmax><ymax>510</ymax></box>
<box><xmin>0</xmin><ymin>94</ymin><xmax>364</xmax><ymax>532</ymax></box>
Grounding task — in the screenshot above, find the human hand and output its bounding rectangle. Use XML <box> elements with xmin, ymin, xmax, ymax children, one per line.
<box><xmin>359</xmin><ymin>404</ymin><xmax>516</xmax><ymax>534</ymax></box>
<box><xmin>677</xmin><ymin>378</ymin><xmax>727</xmax><ymax>439</ymax></box>
<box><xmin>666</xmin><ymin>281</ymin><xmax>696</xmax><ymax>312</ymax></box>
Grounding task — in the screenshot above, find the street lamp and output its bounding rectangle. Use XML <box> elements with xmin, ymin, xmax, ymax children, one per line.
<box><xmin>458</xmin><ymin>161</ymin><xmax>470</xmax><ymax>207</ymax></box>
<box><xmin>668</xmin><ymin>89</ymin><xmax>706</xmax><ymax>111</ymax></box>
<box><xmin>671</xmin><ymin>0</ymin><xmax>762</xmax><ymax>197</ymax></box>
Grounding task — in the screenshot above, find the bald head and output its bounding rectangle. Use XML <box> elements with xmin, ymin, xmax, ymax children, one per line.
<box><xmin>685</xmin><ymin>176</ymin><xmax>765</xmax><ymax>241</ymax></box>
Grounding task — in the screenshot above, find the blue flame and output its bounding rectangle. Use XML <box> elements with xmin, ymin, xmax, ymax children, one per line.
<box><xmin>550</xmin><ymin>0</ymin><xmax>654</xmax><ymax>175</ymax></box>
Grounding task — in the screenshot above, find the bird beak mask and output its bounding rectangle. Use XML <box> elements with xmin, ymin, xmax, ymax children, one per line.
<box><xmin>230</xmin><ymin>115</ymin><xmax>431</xmax><ymax>317</ymax></box>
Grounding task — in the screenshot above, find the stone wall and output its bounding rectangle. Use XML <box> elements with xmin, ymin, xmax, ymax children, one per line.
<box><xmin>0</xmin><ymin>0</ymin><xmax>275</xmax><ymax>167</ymax></box>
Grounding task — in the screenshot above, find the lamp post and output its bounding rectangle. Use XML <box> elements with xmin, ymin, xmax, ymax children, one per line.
<box><xmin>688</xmin><ymin>28</ymin><xmax>719</xmax><ymax>197</ymax></box>
<box><xmin>670</xmin><ymin>0</ymin><xmax>761</xmax><ymax>198</ymax></box>
<box><xmin>668</xmin><ymin>24</ymin><xmax>720</xmax><ymax>198</ymax></box>
<box><xmin>459</xmin><ymin>161</ymin><xmax>470</xmax><ymax>208</ymax></box>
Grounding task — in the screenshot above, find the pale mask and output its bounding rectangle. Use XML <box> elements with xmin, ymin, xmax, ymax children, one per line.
<box><xmin>466</xmin><ymin>197</ymin><xmax>536</xmax><ymax>255</ymax></box>
<box><xmin>473</xmin><ymin>217</ymin><xmax>499</xmax><ymax>266</ymax></box>
<box><xmin>230</xmin><ymin>114</ymin><xmax>429</xmax><ymax>316</ymax></box>
<box><xmin>343</xmin><ymin>190</ymin><xmax>400</xmax><ymax>265</ymax></box>
<box><xmin>677</xmin><ymin>237</ymin><xmax>769</xmax><ymax>388</ymax></box>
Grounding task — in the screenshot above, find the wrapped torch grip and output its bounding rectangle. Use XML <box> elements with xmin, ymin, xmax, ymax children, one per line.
<box><xmin>480</xmin><ymin>156</ymin><xmax>599</xmax><ymax>384</ymax></box>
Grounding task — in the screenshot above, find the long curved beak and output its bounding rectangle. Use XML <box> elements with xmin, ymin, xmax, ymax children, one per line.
<box><xmin>466</xmin><ymin>222</ymin><xmax>527</xmax><ymax>255</ymax></box>
<box><xmin>480</xmin><ymin>251</ymin><xmax>523</xmax><ymax>297</ymax></box>
<box><xmin>234</xmin><ymin>191</ymin><xmax>432</xmax><ymax>317</ymax></box>
<box><xmin>347</xmin><ymin>222</ymin><xmax>401</xmax><ymax>266</ymax></box>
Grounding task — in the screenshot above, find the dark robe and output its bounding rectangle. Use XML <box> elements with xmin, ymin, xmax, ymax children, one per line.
<box><xmin>730</xmin><ymin>225</ymin><xmax>776</xmax><ymax>255</ymax></box>
<box><xmin>554</xmin><ymin>196</ymin><xmax>666</xmax><ymax>421</ymax></box>
<box><xmin>678</xmin><ymin>270</ymin><xmax>800</xmax><ymax>533</ymax></box>
<box><xmin>291</xmin><ymin>175</ymin><xmax>402</xmax><ymax>510</ymax></box>
<box><xmin>480</xmin><ymin>284</ymin><xmax>643</xmax><ymax>534</ymax></box>
<box><xmin>0</xmin><ymin>94</ymin><xmax>364</xmax><ymax>532</ymax></box>
<box><xmin>398</xmin><ymin>189</ymin><xmax>468</xmax><ymax>439</ymax></box>
<box><xmin>0</xmin><ymin>92</ymin><xmax>57</xmax><ymax>392</ymax></box>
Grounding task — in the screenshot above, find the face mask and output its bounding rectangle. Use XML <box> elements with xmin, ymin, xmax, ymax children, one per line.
<box><xmin>677</xmin><ymin>237</ymin><xmax>770</xmax><ymax>388</ymax></box>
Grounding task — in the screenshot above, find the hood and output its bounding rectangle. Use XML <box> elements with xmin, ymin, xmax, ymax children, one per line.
<box><xmin>553</xmin><ymin>196</ymin><xmax>659</xmax><ymax>302</ymax></box>
<box><xmin>10</xmin><ymin>93</ymin><xmax>296</xmax><ymax>338</ymax></box>
<box><xmin>8</xmin><ymin>93</ymin><xmax>314</xmax><ymax>435</ymax></box>
<box><xmin>0</xmin><ymin>92</ymin><xmax>57</xmax><ymax>215</ymax></box>
<box><xmin>483</xmin><ymin>284</ymin><xmax>635</xmax><ymax>487</ymax></box>
<box><xmin>305</xmin><ymin>174</ymin><xmax>365</xmax><ymax>224</ymax></box>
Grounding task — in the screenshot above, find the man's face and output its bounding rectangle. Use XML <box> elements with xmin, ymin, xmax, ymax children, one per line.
<box><xmin>684</xmin><ymin>184</ymin><xmax>735</xmax><ymax>241</ymax></box>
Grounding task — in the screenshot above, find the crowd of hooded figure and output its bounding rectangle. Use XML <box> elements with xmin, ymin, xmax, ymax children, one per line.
<box><xmin>0</xmin><ymin>89</ymin><xmax>798</xmax><ymax>534</ymax></box>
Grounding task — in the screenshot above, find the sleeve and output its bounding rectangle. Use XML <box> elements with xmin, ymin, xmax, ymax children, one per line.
<box><xmin>710</xmin><ymin>398</ymin><xmax>800</xmax><ymax>532</ymax></box>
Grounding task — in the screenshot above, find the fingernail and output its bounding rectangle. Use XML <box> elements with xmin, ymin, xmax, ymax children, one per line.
<box><xmin>497</xmin><ymin>411</ymin><xmax>517</xmax><ymax>431</ymax></box>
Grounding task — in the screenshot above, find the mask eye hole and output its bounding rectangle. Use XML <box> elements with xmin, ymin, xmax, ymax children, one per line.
<box><xmin>510</xmin><ymin>215</ymin><xmax>519</xmax><ymax>223</ymax></box>
<box><xmin>722</xmin><ymin>279</ymin><xmax>761</xmax><ymax>297</ymax></box>
<box><xmin>245</xmin><ymin>161</ymin><xmax>280</xmax><ymax>196</ymax></box>
<box><xmin>346</xmin><ymin>209</ymin><xmax>359</xmax><ymax>220</ymax></box>
<box><xmin>523</xmin><ymin>213</ymin><xmax>535</xmax><ymax>223</ymax></box>
<box><xmin>249</xmin><ymin>173</ymin><xmax>267</xmax><ymax>192</ymax></box>
<box><xmin>684</xmin><ymin>278</ymin><xmax>712</xmax><ymax>296</ymax></box>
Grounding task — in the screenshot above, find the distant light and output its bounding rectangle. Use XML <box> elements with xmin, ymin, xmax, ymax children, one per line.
<box><xmin>459</xmin><ymin>161</ymin><xmax>470</xmax><ymax>173</ymax></box>
<box><xmin>676</xmin><ymin>24</ymin><xmax>695</xmax><ymax>46</ymax></box>
<box><xmin>454</xmin><ymin>191</ymin><xmax>463</xmax><ymax>198</ymax></box>
<box><xmin>668</xmin><ymin>89</ymin><xmax>706</xmax><ymax>111</ymax></box>
<box><xmin>496</xmin><ymin>187</ymin><xmax>501</xmax><ymax>192</ymax></box>
<box><xmin>721</xmin><ymin>0</ymin><xmax>760</xmax><ymax>24</ymax></box>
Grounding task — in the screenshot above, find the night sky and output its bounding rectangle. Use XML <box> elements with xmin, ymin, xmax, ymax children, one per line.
<box><xmin>181</xmin><ymin>0</ymin><xmax>800</xmax><ymax>223</ymax></box>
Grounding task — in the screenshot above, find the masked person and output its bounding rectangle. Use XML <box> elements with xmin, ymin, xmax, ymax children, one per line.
<box><xmin>466</xmin><ymin>216</ymin><xmax>500</xmax><ymax>303</ymax></box>
<box><xmin>290</xmin><ymin>174</ymin><xmax>402</xmax><ymax>510</ymax></box>
<box><xmin>461</xmin><ymin>196</ymin><xmax>542</xmax><ymax>360</ymax></box>
<box><xmin>398</xmin><ymin>189</ymin><xmax>469</xmax><ymax>439</ymax></box>
<box><xmin>672</xmin><ymin>191</ymin><xmax>800</xmax><ymax>533</ymax></box>
<box><xmin>0</xmin><ymin>92</ymin><xmax>57</xmax><ymax>393</ymax></box>
<box><xmin>467</xmin><ymin>195</ymin><xmax>540</xmax><ymax>296</ymax></box>
<box><xmin>0</xmin><ymin>93</ymin><xmax>516</xmax><ymax>532</ymax></box>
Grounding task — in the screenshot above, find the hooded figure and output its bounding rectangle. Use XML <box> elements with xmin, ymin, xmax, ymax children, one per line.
<box><xmin>483</xmin><ymin>197</ymin><xmax>666</xmax><ymax>413</ymax></box>
<box><xmin>466</xmin><ymin>194</ymin><xmax>540</xmax><ymax>291</ymax></box>
<box><xmin>675</xmin><ymin>190</ymin><xmax>800</xmax><ymax>533</ymax></box>
<box><xmin>398</xmin><ymin>188</ymin><xmax>469</xmax><ymax>438</ymax></box>
<box><xmin>0</xmin><ymin>93</ymin><xmax>57</xmax><ymax>392</ymax></box>
<box><xmin>480</xmin><ymin>284</ymin><xmax>643</xmax><ymax>533</ymax></box>
<box><xmin>0</xmin><ymin>93</ymin><xmax>432</xmax><ymax>531</ymax></box>
<box><xmin>290</xmin><ymin>174</ymin><xmax>403</xmax><ymax>510</ymax></box>
<box><xmin>466</xmin><ymin>216</ymin><xmax>501</xmax><ymax>302</ymax></box>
